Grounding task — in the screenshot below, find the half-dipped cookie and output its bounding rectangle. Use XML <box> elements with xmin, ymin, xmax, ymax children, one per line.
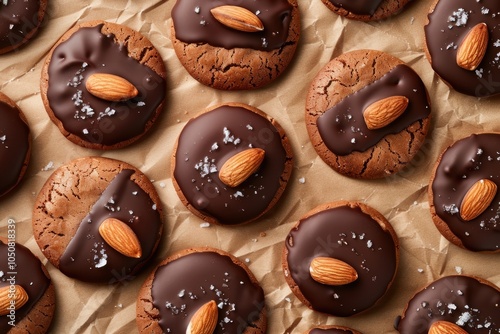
<box><xmin>171</xmin><ymin>102</ymin><xmax>293</xmax><ymax>225</ymax></box>
<box><xmin>306</xmin><ymin>49</ymin><xmax>431</xmax><ymax>179</ymax></box>
<box><xmin>40</xmin><ymin>21</ymin><xmax>167</xmax><ymax>149</ymax></box>
<box><xmin>32</xmin><ymin>156</ymin><xmax>163</xmax><ymax>283</ymax></box>
<box><xmin>283</xmin><ymin>201</ymin><xmax>399</xmax><ymax>317</ymax></box>
<box><xmin>305</xmin><ymin>325</ymin><xmax>362</xmax><ymax>334</ymax></box>
<box><xmin>320</xmin><ymin>0</ymin><xmax>411</xmax><ymax>21</ymax></box>
<box><xmin>136</xmin><ymin>247</ymin><xmax>266</xmax><ymax>334</ymax></box>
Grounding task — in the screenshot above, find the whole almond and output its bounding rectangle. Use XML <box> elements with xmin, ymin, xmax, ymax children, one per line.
<box><xmin>460</xmin><ymin>178</ymin><xmax>497</xmax><ymax>221</ymax></box>
<box><xmin>456</xmin><ymin>22</ymin><xmax>489</xmax><ymax>71</ymax></box>
<box><xmin>210</xmin><ymin>5</ymin><xmax>264</xmax><ymax>33</ymax></box>
<box><xmin>186</xmin><ymin>300</ymin><xmax>218</xmax><ymax>334</ymax></box>
<box><xmin>98</xmin><ymin>218</ymin><xmax>142</xmax><ymax>258</ymax></box>
<box><xmin>86</xmin><ymin>73</ymin><xmax>139</xmax><ymax>102</ymax></box>
<box><xmin>363</xmin><ymin>96</ymin><xmax>409</xmax><ymax>130</ymax></box>
<box><xmin>0</xmin><ymin>285</ymin><xmax>29</xmax><ymax>316</ymax></box>
<box><xmin>428</xmin><ymin>321</ymin><xmax>468</xmax><ymax>334</ymax></box>
<box><xmin>219</xmin><ymin>148</ymin><xmax>265</xmax><ymax>188</ymax></box>
<box><xmin>309</xmin><ymin>257</ymin><xmax>358</xmax><ymax>286</ymax></box>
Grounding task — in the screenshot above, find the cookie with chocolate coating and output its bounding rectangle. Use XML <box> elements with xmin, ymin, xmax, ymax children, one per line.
<box><xmin>305</xmin><ymin>325</ymin><xmax>362</xmax><ymax>334</ymax></box>
<box><xmin>40</xmin><ymin>20</ymin><xmax>167</xmax><ymax>149</ymax></box>
<box><xmin>306</xmin><ymin>49</ymin><xmax>431</xmax><ymax>179</ymax></box>
<box><xmin>32</xmin><ymin>156</ymin><xmax>163</xmax><ymax>283</ymax></box>
<box><xmin>136</xmin><ymin>247</ymin><xmax>266</xmax><ymax>334</ymax></box>
<box><xmin>170</xmin><ymin>0</ymin><xmax>300</xmax><ymax>90</ymax></box>
<box><xmin>320</xmin><ymin>0</ymin><xmax>411</xmax><ymax>21</ymax></box>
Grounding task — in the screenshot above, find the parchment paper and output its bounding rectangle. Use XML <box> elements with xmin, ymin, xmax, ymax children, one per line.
<box><xmin>0</xmin><ymin>0</ymin><xmax>499</xmax><ymax>333</ymax></box>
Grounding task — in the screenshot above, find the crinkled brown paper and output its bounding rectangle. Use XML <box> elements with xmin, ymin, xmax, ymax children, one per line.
<box><xmin>0</xmin><ymin>0</ymin><xmax>498</xmax><ymax>333</ymax></box>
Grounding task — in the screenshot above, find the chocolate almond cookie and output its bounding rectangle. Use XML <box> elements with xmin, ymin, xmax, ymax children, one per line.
<box><xmin>40</xmin><ymin>21</ymin><xmax>167</xmax><ymax>149</ymax></box>
<box><xmin>0</xmin><ymin>238</ymin><xmax>55</xmax><ymax>334</ymax></box>
<box><xmin>170</xmin><ymin>0</ymin><xmax>300</xmax><ymax>90</ymax></box>
<box><xmin>0</xmin><ymin>0</ymin><xmax>48</xmax><ymax>54</ymax></box>
<box><xmin>136</xmin><ymin>247</ymin><xmax>266</xmax><ymax>334</ymax></box>
<box><xmin>429</xmin><ymin>133</ymin><xmax>500</xmax><ymax>253</ymax></box>
<box><xmin>283</xmin><ymin>201</ymin><xmax>399</xmax><ymax>317</ymax></box>
<box><xmin>305</xmin><ymin>325</ymin><xmax>362</xmax><ymax>334</ymax></box>
<box><xmin>0</xmin><ymin>92</ymin><xmax>31</xmax><ymax>198</ymax></box>
<box><xmin>306</xmin><ymin>49</ymin><xmax>431</xmax><ymax>179</ymax></box>
<box><xmin>32</xmin><ymin>156</ymin><xmax>163</xmax><ymax>283</ymax></box>
<box><xmin>171</xmin><ymin>102</ymin><xmax>293</xmax><ymax>225</ymax></box>
<box><xmin>396</xmin><ymin>275</ymin><xmax>500</xmax><ymax>333</ymax></box>
<box><xmin>320</xmin><ymin>0</ymin><xmax>411</xmax><ymax>21</ymax></box>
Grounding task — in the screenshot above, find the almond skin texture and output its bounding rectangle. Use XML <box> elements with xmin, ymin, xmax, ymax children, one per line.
<box><xmin>186</xmin><ymin>300</ymin><xmax>218</xmax><ymax>334</ymax></box>
<box><xmin>85</xmin><ymin>73</ymin><xmax>139</xmax><ymax>102</ymax></box>
<box><xmin>363</xmin><ymin>95</ymin><xmax>409</xmax><ymax>130</ymax></box>
<box><xmin>210</xmin><ymin>5</ymin><xmax>264</xmax><ymax>33</ymax></box>
<box><xmin>460</xmin><ymin>178</ymin><xmax>497</xmax><ymax>221</ymax></box>
<box><xmin>428</xmin><ymin>321</ymin><xmax>468</xmax><ymax>334</ymax></box>
<box><xmin>98</xmin><ymin>218</ymin><xmax>142</xmax><ymax>258</ymax></box>
<box><xmin>309</xmin><ymin>257</ymin><xmax>358</xmax><ymax>286</ymax></box>
<box><xmin>456</xmin><ymin>22</ymin><xmax>489</xmax><ymax>71</ymax></box>
<box><xmin>219</xmin><ymin>148</ymin><xmax>265</xmax><ymax>187</ymax></box>
<box><xmin>0</xmin><ymin>285</ymin><xmax>29</xmax><ymax>316</ymax></box>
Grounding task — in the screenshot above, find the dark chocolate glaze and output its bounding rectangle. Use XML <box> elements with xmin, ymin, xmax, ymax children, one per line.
<box><xmin>317</xmin><ymin>64</ymin><xmax>430</xmax><ymax>156</ymax></box>
<box><xmin>0</xmin><ymin>0</ymin><xmax>41</xmax><ymax>51</ymax></box>
<box><xmin>425</xmin><ymin>0</ymin><xmax>500</xmax><ymax>97</ymax></box>
<box><xmin>0</xmin><ymin>241</ymin><xmax>51</xmax><ymax>332</ymax></box>
<box><xmin>58</xmin><ymin>169</ymin><xmax>162</xmax><ymax>283</ymax></box>
<box><xmin>0</xmin><ymin>100</ymin><xmax>30</xmax><ymax>197</ymax></box>
<box><xmin>431</xmin><ymin>133</ymin><xmax>500</xmax><ymax>252</ymax></box>
<box><xmin>47</xmin><ymin>24</ymin><xmax>166</xmax><ymax>147</ymax></box>
<box><xmin>285</xmin><ymin>205</ymin><xmax>397</xmax><ymax>317</ymax></box>
<box><xmin>397</xmin><ymin>276</ymin><xmax>500</xmax><ymax>334</ymax></box>
<box><xmin>171</xmin><ymin>0</ymin><xmax>293</xmax><ymax>50</ymax></box>
<box><xmin>151</xmin><ymin>251</ymin><xmax>265</xmax><ymax>333</ymax></box>
<box><xmin>174</xmin><ymin>105</ymin><xmax>288</xmax><ymax>225</ymax></box>
<box><xmin>328</xmin><ymin>0</ymin><xmax>383</xmax><ymax>16</ymax></box>
<box><xmin>310</xmin><ymin>328</ymin><xmax>356</xmax><ymax>334</ymax></box>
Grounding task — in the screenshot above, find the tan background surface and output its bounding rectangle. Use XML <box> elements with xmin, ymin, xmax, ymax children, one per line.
<box><xmin>0</xmin><ymin>0</ymin><xmax>499</xmax><ymax>333</ymax></box>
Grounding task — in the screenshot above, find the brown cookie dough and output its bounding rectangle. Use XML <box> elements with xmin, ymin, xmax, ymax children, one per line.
<box><xmin>136</xmin><ymin>247</ymin><xmax>266</xmax><ymax>334</ymax></box>
<box><xmin>0</xmin><ymin>238</ymin><xmax>55</xmax><ymax>334</ymax></box>
<box><xmin>170</xmin><ymin>0</ymin><xmax>300</xmax><ymax>90</ymax></box>
<box><xmin>0</xmin><ymin>92</ymin><xmax>31</xmax><ymax>198</ymax></box>
<box><xmin>171</xmin><ymin>102</ymin><xmax>293</xmax><ymax>225</ymax></box>
<box><xmin>283</xmin><ymin>201</ymin><xmax>399</xmax><ymax>317</ymax></box>
<box><xmin>0</xmin><ymin>0</ymin><xmax>48</xmax><ymax>54</ymax></box>
<box><xmin>306</xmin><ymin>49</ymin><xmax>431</xmax><ymax>179</ymax></box>
<box><xmin>40</xmin><ymin>20</ymin><xmax>167</xmax><ymax>149</ymax></box>
<box><xmin>320</xmin><ymin>0</ymin><xmax>411</xmax><ymax>21</ymax></box>
<box><xmin>429</xmin><ymin>133</ymin><xmax>500</xmax><ymax>253</ymax></box>
<box><xmin>32</xmin><ymin>156</ymin><xmax>163</xmax><ymax>283</ymax></box>
<box><xmin>305</xmin><ymin>325</ymin><xmax>363</xmax><ymax>334</ymax></box>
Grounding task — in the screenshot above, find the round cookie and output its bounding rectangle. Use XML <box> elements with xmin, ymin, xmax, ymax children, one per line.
<box><xmin>429</xmin><ymin>133</ymin><xmax>500</xmax><ymax>253</ymax></box>
<box><xmin>424</xmin><ymin>0</ymin><xmax>500</xmax><ymax>97</ymax></box>
<box><xmin>0</xmin><ymin>92</ymin><xmax>31</xmax><ymax>198</ymax></box>
<box><xmin>40</xmin><ymin>20</ymin><xmax>167</xmax><ymax>149</ymax></box>
<box><xmin>0</xmin><ymin>238</ymin><xmax>56</xmax><ymax>333</ymax></box>
<box><xmin>0</xmin><ymin>0</ymin><xmax>47</xmax><ymax>54</ymax></box>
<box><xmin>32</xmin><ymin>156</ymin><xmax>163</xmax><ymax>283</ymax></box>
<box><xmin>320</xmin><ymin>0</ymin><xmax>411</xmax><ymax>21</ymax></box>
<box><xmin>306</xmin><ymin>49</ymin><xmax>431</xmax><ymax>179</ymax></box>
<box><xmin>170</xmin><ymin>0</ymin><xmax>300</xmax><ymax>90</ymax></box>
<box><xmin>396</xmin><ymin>275</ymin><xmax>500</xmax><ymax>333</ymax></box>
<box><xmin>171</xmin><ymin>102</ymin><xmax>293</xmax><ymax>225</ymax></box>
<box><xmin>305</xmin><ymin>325</ymin><xmax>362</xmax><ymax>334</ymax></box>
<box><xmin>283</xmin><ymin>201</ymin><xmax>399</xmax><ymax>317</ymax></box>
<box><xmin>136</xmin><ymin>247</ymin><xmax>267</xmax><ymax>334</ymax></box>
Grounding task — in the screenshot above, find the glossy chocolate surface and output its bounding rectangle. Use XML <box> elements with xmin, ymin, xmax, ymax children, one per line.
<box><xmin>396</xmin><ymin>276</ymin><xmax>500</xmax><ymax>333</ymax></box>
<box><xmin>328</xmin><ymin>0</ymin><xmax>383</xmax><ymax>16</ymax></box>
<box><xmin>432</xmin><ymin>133</ymin><xmax>500</xmax><ymax>252</ymax></box>
<box><xmin>151</xmin><ymin>251</ymin><xmax>265</xmax><ymax>333</ymax></box>
<box><xmin>47</xmin><ymin>24</ymin><xmax>166</xmax><ymax>147</ymax></box>
<box><xmin>425</xmin><ymin>0</ymin><xmax>500</xmax><ymax>97</ymax></box>
<box><xmin>171</xmin><ymin>0</ymin><xmax>293</xmax><ymax>50</ymax></box>
<box><xmin>285</xmin><ymin>205</ymin><xmax>397</xmax><ymax>317</ymax></box>
<box><xmin>317</xmin><ymin>64</ymin><xmax>430</xmax><ymax>156</ymax></box>
<box><xmin>174</xmin><ymin>105</ymin><xmax>288</xmax><ymax>225</ymax></box>
<box><xmin>0</xmin><ymin>100</ymin><xmax>30</xmax><ymax>197</ymax></box>
<box><xmin>59</xmin><ymin>169</ymin><xmax>162</xmax><ymax>283</ymax></box>
<box><xmin>0</xmin><ymin>0</ymin><xmax>41</xmax><ymax>51</ymax></box>
<box><xmin>0</xmin><ymin>240</ymin><xmax>50</xmax><ymax>332</ymax></box>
